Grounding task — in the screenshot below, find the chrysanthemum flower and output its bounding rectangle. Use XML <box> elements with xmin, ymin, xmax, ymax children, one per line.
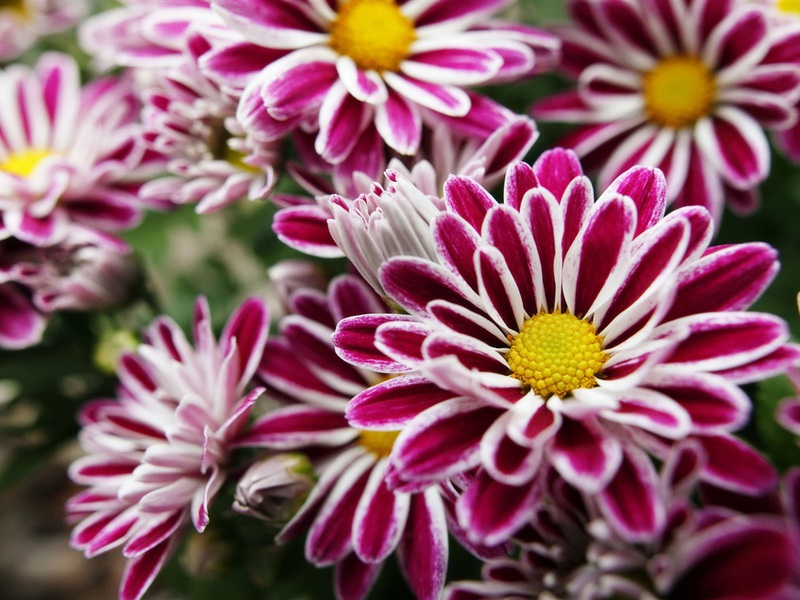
<box><xmin>533</xmin><ymin>0</ymin><xmax>800</xmax><ymax>223</ymax></box>
<box><xmin>206</xmin><ymin>0</ymin><xmax>558</xmax><ymax>163</ymax></box>
<box><xmin>334</xmin><ymin>149</ymin><xmax>799</xmax><ymax>544</ymax></box>
<box><xmin>0</xmin><ymin>53</ymin><xmax>158</xmax><ymax>247</ymax></box>
<box><xmin>67</xmin><ymin>296</ymin><xmax>269</xmax><ymax>600</ymax></box>
<box><xmin>79</xmin><ymin>0</ymin><xmax>219</xmax><ymax>70</ymax></box>
<box><xmin>0</xmin><ymin>0</ymin><xmax>86</xmax><ymax>61</ymax></box>
<box><xmin>241</xmin><ymin>270</ymin><xmax>451</xmax><ymax>600</ymax></box>
<box><xmin>445</xmin><ymin>445</ymin><xmax>797</xmax><ymax>600</ymax></box>
<box><xmin>272</xmin><ymin>102</ymin><xmax>537</xmax><ymax>259</ymax></box>
<box><xmin>139</xmin><ymin>30</ymin><xmax>280</xmax><ymax>213</ymax></box>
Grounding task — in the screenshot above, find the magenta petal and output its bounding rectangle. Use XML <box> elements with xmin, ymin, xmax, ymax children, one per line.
<box><xmin>444</xmin><ymin>175</ymin><xmax>497</xmax><ymax>231</ymax></box>
<box><xmin>393</xmin><ymin>398</ymin><xmax>502</xmax><ymax>483</ymax></box>
<box><xmin>604</xmin><ymin>166</ymin><xmax>667</xmax><ymax>236</ymax></box>
<box><xmin>334</xmin><ymin>553</ymin><xmax>382</xmax><ymax>600</ymax></box>
<box><xmin>0</xmin><ymin>284</ymin><xmax>44</xmax><ymax>349</ymax></box>
<box><xmin>532</xmin><ymin>148</ymin><xmax>584</xmax><ymax>202</ymax></box>
<box><xmin>239</xmin><ymin>405</ymin><xmax>352</xmax><ymax>448</ymax></box>
<box><xmin>665</xmin><ymin>242</ymin><xmax>778</xmax><ymax>320</ymax></box>
<box><xmin>503</xmin><ymin>161</ymin><xmax>539</xmax><ymax>211</ymax></box>
<box><xmin>397</xmin><ymin>489</ymin><xmax>448</xmax><ymax>600</ymax></box>
<box><xmin>122</xmin><ymin>510</ymin><xmax>184</xmax><ymax>558</ymax></box>
<box><xmin>200</xmin><ymin>42</ymin><xmax>286</xmax><ymax>89</ymax></box>
<box><xmin>597</xmin><ymin>448</ymin><xmax>664</xmax><ymax>542</ymax></box>
<box><xmin>346</xmin><ymin>375</ymin><xmax>455</xmax><ymax>429</ymax></box>
<box><xmin>353</xmin><ymin>460</ymin><xmax>409</xmax><ymax>562</ymax></box>
<box><xmin>262</xmin><ymin>55</ymin><xmax>338</xmax><ymax>120</ymax></box>
<box><xmin>375</xmin><ymin>88</ymin><xmax>421</xmax><ymax>155</ymax></box>
<box><xmin>456</xmin><ymin>468</ymin><xmax>540</xmax><ymax>546</ymax></box>
<box><xmin>334</xmin><ymin>314</ymin><xmax>418</xmax><ymax>373</ymax></box>
<box><xmin>696</xmin><ymin>434</ymin><xmax>776</xmax><ymax>494</ymax></box>
<box><xmin>221</xmin><ymin>296</ymin><xmax>269</xmax><ymax>389</ymax></box>
<box><xmin>315</xmin><ymin>83</ymin><xmax>372</xmax><ymax>164</ymax></box>
<box><xmin>119</xmin><ymin>539</ymin><xmax>176</xmax><ymax>600</ymax></box>
<box><xmin>273</xmin><ymin>205</ymin><xmax>342</xmax><ymax>257</ymax></box>
<box><xmin>549</xmin><ymin>418</ymin><xmax>622</xmax><ymax>493</ymax></box>
<box><xmin>669</xmin><ymin>517</ymin><xmax>794</xmax><ymax>600</ymax></box>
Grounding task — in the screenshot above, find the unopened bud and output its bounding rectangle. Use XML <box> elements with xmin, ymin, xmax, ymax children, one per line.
<box><xmin>233</xmin><ymin>453</ymin><xmax>316</xmax><ymax>525</ymax></box>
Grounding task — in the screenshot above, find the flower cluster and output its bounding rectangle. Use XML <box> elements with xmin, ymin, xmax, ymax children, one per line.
<box><xmin>0</xmin><ymin>1</ymin><xmax>794</xmax><ymax>600</ymax></box>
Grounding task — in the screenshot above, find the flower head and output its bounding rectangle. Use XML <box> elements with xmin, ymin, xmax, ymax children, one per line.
<box><xmin>533</xmin><ymin>0</ymin><xmax>800</xmax><ymax>224</ymax></box>
<box><xmin>334</xmin><ymin>150</ymin><xmax>799</xmax><ymax>544</ymax></box>
<box><xmin>0</xmin><ymin>0</ymin><xmax>86</xmax><ymax>61</ymax></box>
<box><xmin>67</xmin><ymin>296</ymin><xmax>269</xmax><ymax>600</ymax></box>
<box><xmin>139</xmin><ymin>29</ymin><xmax>280</xmax><ymax>213</ymax></box>
<box><xmin>206</xmin><ymin>0</ymin><xmax>558</xmax><ymax>163</ymax></box>
<box><xmin>0</xmin><ymin>53</ymin><xmax>159</xmax><ymax>247</ymax></box>
<box><xmin>241</xmin><ymin>268</ymin><xmax>451</xmax><ymax>600</ymax></box>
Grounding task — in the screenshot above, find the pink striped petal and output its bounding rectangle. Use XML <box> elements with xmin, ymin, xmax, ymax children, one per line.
<box><xmin>0</xmin><ymin>284</ymin><xmax>44</xmax><ymax>349</ymax></box>
<box><xmin>214</xmin><ymin>0</ymin><xmax>327</xmax><ymax>49</ymax></box>
<box><xmin>383</xmin><ymin>72</ymin><xmax>470</xmax><ymax>117</ymax></box>
<box><xmin>697</xmin><ymin>434</ymin><xmax>777</xmax><ymax>494</ymax></box>
<box><xmin>239</xmin><ymin>405</ymin><xmax>354</xmax><ymax>449</ymax></box>
<box><xmin>444</xmin><ymin>175</ymin><xmax>497</xmax><ymax>231</ymax></box>
<box><xmin>315</xmin><ymin>82</ymin><xmax>372</xmax><ymax>164</ymax></box>
<box><xmin>352</xmin><ymin>459</ymin><xmax>409</xmax><ymax>562</ymax></box>
<box><xmin>456</xmin><ymin>468</ymin><xmax>540</xmax><ymax>546</ymax></box>
<box><xmin>346</xmin><ymin>375</ymin><xmax>455</xmax><ymax>430</ymax></box>
<box><xmin>334</xmin><ymin>553</ymin><xmax>382</xmax><ymax>600</ymax></box>
<box><xmin>401</xmin><ymin>47</ymin><xmax>502</xmax><ymax>85</ymax></box>
<box><xmin>397</xmin><ymin>488</ymin><xmax>449</xmax><ymax>600</ymax></box>
<box><xmin>393</xmin><ymin>398</ymin><xmax>501</xmax><ymax>483</ymax></box>
<box><xmin>334</xmin><ymin>314</ymin><xmax>418</xmax><ymax>372</ymax></box>
<box><xmin>597</xmin><ymin>448</ymin><xmax>664</xmax><ymax>542</ymax></box>
<box><xmin>119</xmin><ymin>538</ymin><xmax>175</xmax><ymax>600</ymax></box>
<box><xmin>374</xmin><ymin>88</ymin><xmax>421</xmax><ymax>155</ymax></box>
<box><xmin>273</xmin><ymin>205</ymin><xmax>342</xmax><ymax>257</ymax></box>
<box><xmin>549</xmin><ymin>418</ymin><xmax>623</xmax><ymax>493</ymax></box>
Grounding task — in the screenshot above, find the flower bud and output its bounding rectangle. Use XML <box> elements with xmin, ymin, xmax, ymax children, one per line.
<box><xmin>233</xmin><ymin>453</ymin><xmax>316</xmax><ymax>525</ymax></box>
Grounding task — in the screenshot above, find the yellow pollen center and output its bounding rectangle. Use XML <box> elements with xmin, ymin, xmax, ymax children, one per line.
<box><xmin>359</xmin><ymin>429</ymin><xmax>401</xmax><ymax>458</ymax></box>
<box><xmin>507</xmin><ymin>311</ymin><xmax>608</xmax><ymax>399</ymax></box>
<box><xmin>776</xmin><ymin>0</ymin><xmax>800</xmax><ymax>17</ymax></box>
<box><xmin>0</xmin><ymin>148</ymin><xmax>54</xmax><ymax>177</ymax></box>
<box><xmin>330</xmin><ymin>0</ymin><xmax>415</xmax><ymax>72</ymax></box>
<box><xmin>643</xmin><ymin>55</ymin><xmax>716</xmax><ymax>128</ymax></box>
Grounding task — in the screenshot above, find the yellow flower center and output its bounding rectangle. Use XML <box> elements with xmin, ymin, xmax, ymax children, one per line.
<box><xmin>642</xmin><ymin>55</ymin><xmax>716</xmax><ymax>128</ymax></box>
<box><xmin>0</xmin><ymin>148</ymin><xmax>54</xmax><ymax>177</ymax></box>
<box><xmin>359</xmin><ymin>429</ymin><xmax>401</xmax><ymax>458</ymax></box>
<box><xmin>507</xmin><ymin>311</ymin><xmax>608</xmax><ymax>399</ymax></box>
<box><xmin>330</xmin><ymin>0</ymin><xmax>416</xmax><ymax>72</ymax></box>
<box><xmin>776</xmin><ymin>0</ymin><xmax>800</xmax><ymax>17</ymax></box>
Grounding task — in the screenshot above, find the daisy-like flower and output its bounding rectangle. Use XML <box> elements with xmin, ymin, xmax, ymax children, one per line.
<box><xmin>445</xmin><ymin>445</ymin><xmax>798</xmax><ymax>600</ymax></box>
<box><xmin>334</xmin><ymin>149</ymin><xmax>800</xmax><ymax>545</ymax></box>
<box><xmin>206</xmin><ymin>0</ymin><xmax>558</xmax><ymax>163</ymax></box>
<box><xmin>139</xmin><ymin>29</ymin><xmax>280</xmax><ymax>213</ymax></box>
<box><xmin>239</xmin><ymin>269</ymin><xmax>451</xmax><ymax>600</ymax></box>
<box><xmin>67</xmin><ymin>296</ymin><xmax>269</xmax><ymax>600</ymax></box>
<box><xmin>0</xmin><ymin>0</ymin><xmax>87</xmax><ymax>61</ymax></box>
<box><xmin>272</xmin><ymin>101</ymin><xmax>537</xmax><ymax>259</ymax></box>
<box><xmin>533</xmin><ymin>0</ymin><xmax>800</xmax><ymax>223</ymax></box>
<box><xmin>0</xmin><ymin>53</ymin><xmax>160</xmax><ymax>247</ymax></box>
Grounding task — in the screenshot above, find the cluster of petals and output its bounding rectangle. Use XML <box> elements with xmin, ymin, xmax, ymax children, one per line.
<box><xmin>139</xmin><ymin>27</ymin><xmax>280</xmax><ymax>213</ymax></box>
<box><xmin>333</xmin><ymin>149</ymin><xmax>800</xmax><ymax>545</ymax></box>
<box><xmin>206</xmin><ymin>0</ymin><xmax>558</xmax><ymax>165</ymax></box>
<box><xmin>0</xmin><ymin>53</ymin><xmax>162</xmax><ymax>248</ymax></box>
<box><xmin>242</xmin><ymin>269</ymin><xmax>451</xmax><ymax>600</ymax></box>
<box><xmin>67</xmin><ymin>296</ymin><xmax>270</xmax><ymax>600</ymax></box>
<box><xmin>533</xmin><ymin>0</ymin><xmax>800</xmax><ymax>224</ymax></box>
<box><xmin>445</xmin><ymin>443</ymin><xmax>798</xmax><ymax>600</ymax></box>
<box><xmin>0</xmin><ymin>227</ymin><xmax>139</xmax><ymax>348</ymax></box>
<box><xmin>0</xmin><ymin>0</ymin><xmax>86</xmax><ymax>61</ymax></box>
<box><xmin>272</xmin><ymin>98</ymin><xmax>537</xmax><ymax>261</ymax></box>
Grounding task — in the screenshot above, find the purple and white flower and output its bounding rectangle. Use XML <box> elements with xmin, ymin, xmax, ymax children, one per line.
<box><xmin>206</xmin><ymin>0</ymin><xmax>558</xmax><ymax>163</ymax></box>
<box><xmin>533</xmin><ymin>0</ymin><xmax>800</xmax><ymax>224</ymax></box>
<box><xmin>0</xmin><ymin>0</ymin><xmax>87</xmax><ymax>61</ymax></box>
<box><xmin>445</xmin><ymin>444</ymin><xmax>797</xmax><ymax>600</ymax></box>
<box><xmin>241</xmin><ymin>269</ymin><xmax>451</xmax><ymax>600</ymax></box>
<box><xmin>139</xmin><ymin>29</ymin><xmax>280</xmax><ymax>213</ymax></box>
<box><xmin>0</xmin><ymin>53</ymin><xmax>160</xmax><ymax>247</ymax></box>
<box><xmin>272</xmin><ymin>102</ymin><xmax>537</xmax><ymax>260</ymax></box>
<box><xmin>334</xmin><ymin>149</ymin><xmax>800</xmax><ymax>544</ymax></box>
<box><xmin>67</xmin><ymin>296</ymin><xmax>269</xmax><ymax>600</ymax></box>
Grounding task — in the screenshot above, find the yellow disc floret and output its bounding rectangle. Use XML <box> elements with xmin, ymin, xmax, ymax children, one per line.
<box><xmin>0</xmin><ymin>148</ymin><xmax>54</xmax><ymax>177</ymax></box>
<box><xmin>776</xmin><ymin>0</ymin><xmax>800</xmax><ymax>17</ymax></box>
<box><xmin>507</xmin><ymin>311</ymin><xmax>608</xmax><ymax>398</ymax></box>
<box><xmin>330</xmin><ymin>0</ymin><xmax>415</xmax><ymax>72</ymax></box>
<box><xmin>359</xmin><ymin>429</ymin><xmax>401</xmax><ymax>458</ymax></box>
<box><xmin>643</xmin><ymin>55</ymin><xmax>716</xmax><ymax>129</ymax></box>
<box><xmin>0</xmin><ymin>0</ymin><xmax>28</xmax><ymax>16</ymax></box>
